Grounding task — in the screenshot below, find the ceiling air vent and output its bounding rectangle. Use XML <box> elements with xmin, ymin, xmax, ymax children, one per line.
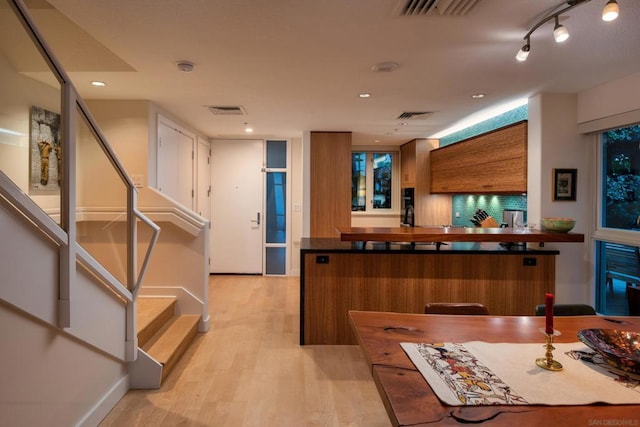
<box><xmin>207</xmin><ymin>106</ymin><xmax>247</xmax><ymax>116</ymax></box>
<box><xmin>396</xmin><ymin>111</ymin><xmax>433</xmax><ymax>120</ymax></box>
<box><xmin>397</xmin><ymin>0</ymin><xmax>480</xmax><ymax>16</ymax></box>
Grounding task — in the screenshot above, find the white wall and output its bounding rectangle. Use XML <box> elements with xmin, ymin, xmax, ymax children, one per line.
<box><xmin>577</xmin><ymin>72</ymin><xmax>640</xmax><ymax>125</ymax></box>
<box><xmin>351</xmin><ymin>213</ymin><xmax>400</xmax><ymax>227</ymax></box>
<box><xmin>0</xmin><ymin>53</ymin><xmax>62</xmax><ymax>212</ymax></box>
<box><xmin>528</xmin><ymin>93</ymin><xmax>593</xmax><ymax>304</ymax></box>
<box><xmin>526</xmin><ymin>71</ymin><xmax>640</xmax><ymax>305</ymax></box>
<box><xmin>0</xmin><ymin>199</ymin><xmax>129</xmax><ymax>427</ymax></box>
<box><xmin>85</xmin><ymin>100</ymin><xmax>151</xmax><ymax>187</ymax></box>
<box><xmin>289</xmin><ymin>136</ymin><xmax>303</xmax><ymax>275</ymax></box>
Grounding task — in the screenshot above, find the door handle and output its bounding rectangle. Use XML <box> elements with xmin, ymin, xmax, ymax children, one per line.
<box><xmin>251</xmin><ymin>212</ymin><xmax>261</xmax><ymax>225</ymax></box>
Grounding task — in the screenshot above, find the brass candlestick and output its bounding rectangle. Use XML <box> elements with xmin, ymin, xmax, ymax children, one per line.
<box><xmin>536</xmin><ymin>329</ymin><xmax>563</xmax><ymax>371</ymax></box>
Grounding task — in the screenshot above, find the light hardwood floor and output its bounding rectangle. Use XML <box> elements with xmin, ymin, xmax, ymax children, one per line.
<box><xmin>100</xmin><ymin>275</ymin><xmax>390</xmax><ymax>426</ymax></box>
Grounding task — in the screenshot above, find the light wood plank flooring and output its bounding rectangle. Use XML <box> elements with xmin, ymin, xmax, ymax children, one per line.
<box><xmin>100</xmin><ymin>275</ymin><xmax>390</xmax><ymax>426</ymax></box>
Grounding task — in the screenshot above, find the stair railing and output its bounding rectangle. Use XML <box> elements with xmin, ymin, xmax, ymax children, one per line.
<box><xmin>7</xmin><ymin>0</ymin><xmax>159</xmax><ymax>361</ymax></box>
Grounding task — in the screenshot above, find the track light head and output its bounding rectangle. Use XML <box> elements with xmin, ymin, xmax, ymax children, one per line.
<box><xmin>516</xmin><ymin>39</ymin><xmax>530</xmax><ymax>62</ymax></box>
<box><xmin>553</xmin><ymin>17</ymin><xmax>569</xmax><ymax>43</ymax></box>
<box><xmin>602</xmin><ymin>0</ymin><xmax>619</xmax><ymax>22</ymax></box>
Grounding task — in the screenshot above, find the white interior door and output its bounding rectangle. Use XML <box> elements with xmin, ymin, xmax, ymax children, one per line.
<box><xmin>210</xmin><ymin>139</ymin><xmax>263</xmax><ymax>274</ymax></box>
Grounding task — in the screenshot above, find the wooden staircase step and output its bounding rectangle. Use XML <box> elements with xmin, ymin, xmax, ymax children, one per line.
<box><xmin>142</xmin><ymin>314</ymin><xmax>201</xmax><ymax>381</ymax></box>
<box><xmin>137</xmin><ymin>297</ymin><xmax>176</xmax><ymax>348</ymax></box>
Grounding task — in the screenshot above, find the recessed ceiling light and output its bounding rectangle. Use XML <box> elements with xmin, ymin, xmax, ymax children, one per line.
<box><xmin>359</xmin><ymin>93</ymin><xmax>371</xmax><ymax>98</ymax></box>
<box><xmin>471</xmin><ymin>93</ymin><xmax>485</xmax><ymax>99</ymax></box>
<box><xmin>91</xmin><ymin>81</ymin><xmax>106</xmax><ymax>87</ymax></box>
<box><xmin>244</xmin><ymin>123</ymin><xmax>253</xmax><ymax>133</ymax></box>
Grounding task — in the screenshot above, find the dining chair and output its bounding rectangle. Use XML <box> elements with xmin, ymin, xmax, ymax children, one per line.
<box><xmin>424</xmin><ymin>302</ymin><xmax>489</xmax><ymax>315</ymax></box>
<box><xmin>534</xmin><ymin>303</ymin><xmax>596</xmax><ymax>316</ymax></box>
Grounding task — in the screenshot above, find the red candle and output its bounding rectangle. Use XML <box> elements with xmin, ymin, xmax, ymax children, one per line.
<box><xmin>545</xmin><ymin>293</ymin><xmax>554</xmax><ymax>334</ymax></box>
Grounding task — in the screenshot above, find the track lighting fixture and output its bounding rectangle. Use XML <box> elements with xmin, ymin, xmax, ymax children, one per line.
<box><xmin>515</xmin><ymin>0</ymin><xmax>621</xmax><ymax>62</ymax></box>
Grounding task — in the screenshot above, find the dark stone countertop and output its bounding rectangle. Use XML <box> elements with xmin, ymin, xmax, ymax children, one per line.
<box><xmin>300</xmin><ymin>237</ymin><xmax>560</xmax><ymax>255</ymax></box>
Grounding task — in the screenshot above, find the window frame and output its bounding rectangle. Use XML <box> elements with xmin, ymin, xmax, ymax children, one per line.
<box><xmin>593</xmin><ymin>128</ymin><xmax>640</xmax><ymax>247</ymax></box>
<box><xmin>351</xmin><ymin>148</ymin><xmax>400</xmax><ymax>215</ymax></box>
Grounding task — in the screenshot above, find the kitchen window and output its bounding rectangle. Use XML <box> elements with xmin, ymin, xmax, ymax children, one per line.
<box><xmin>351</xmin><ymin>151</ymin><xmax>395</xmax><ymax>212</ymax></box>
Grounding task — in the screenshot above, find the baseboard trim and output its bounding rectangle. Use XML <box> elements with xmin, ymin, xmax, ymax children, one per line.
<box><xmin>76</xmin><ymin>375</ymin><xmax>129</xmax><ymax>427</ymax></box>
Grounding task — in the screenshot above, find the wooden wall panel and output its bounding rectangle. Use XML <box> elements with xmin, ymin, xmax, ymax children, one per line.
<box><xmin>310</xmin><ymin>132</ymin><xmax>351</xmax><ymax>237</ymax></box>
<box><xmin>400</xmin><ymin>138</ymin><xmax>452</xmax><ymax>226</ymax></box>
<box><xmin>415</xmin><ymin>138</ymin><xmax>452</xmax><ymax>225</ymax></box>
<box><xmin>302</xmin><ymin>252</ymin><xmax>555</xmax><ymax>344</ymax></box>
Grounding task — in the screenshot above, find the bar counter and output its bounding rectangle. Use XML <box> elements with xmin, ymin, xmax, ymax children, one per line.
<box><xmin>337</xmin><ymin>226</ymin><xmax>585</xmax><ymax>244</ymax></box>
<box><xmin>300</xmin><ymin>238</ymin><xmax>568</xmax><ymax>345</ymax></box>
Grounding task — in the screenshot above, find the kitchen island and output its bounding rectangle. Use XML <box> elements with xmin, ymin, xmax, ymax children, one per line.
<box><xmin>300</xmin><ymin>228</ymin><xmax>584</xmax><ymax>345</ymax></box>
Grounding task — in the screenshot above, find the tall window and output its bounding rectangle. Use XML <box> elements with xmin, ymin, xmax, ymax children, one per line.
<box><xmin>351</xmin><ymin>152</ymin><xmax>393</xmax><ymax>211</ymax></box>
<box><xmin>601</xmin><ymin>125</ymin><xmax>640</xmax><ymax>230</ymax></box>
<box><xmin>265</xmin><ymin>140</ymin><xmax>287</xmax><ymax>275</ymax></box>
<box><xmin>596</xmin><ymin>123</ymin><xmax>640</xmax><ymax>315</ymax></box>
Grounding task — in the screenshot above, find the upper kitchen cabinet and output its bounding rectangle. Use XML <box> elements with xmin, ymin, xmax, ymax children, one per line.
<box><xmin>430</xmin><ymin>121</ymin><xmax>527</xmax><ymax>194</ymax></box>
<box><xmin>400</xmin><ymin>140</ymin><xmax>417</xmax><ymax>188</ymax></box>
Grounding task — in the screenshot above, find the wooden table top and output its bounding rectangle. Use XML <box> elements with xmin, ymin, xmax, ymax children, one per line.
<box><xmin>349</xmin><ymin>311</ymin><xmax>640</xmax><ymax>426</ymax></box>
<box><xmin>337</xmin><ymin>226</ymin><xmax>585</xmax><ymax>243</ymax></box>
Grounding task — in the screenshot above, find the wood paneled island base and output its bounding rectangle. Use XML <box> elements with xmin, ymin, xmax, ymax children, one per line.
<box><xmin>301</xmin><ymin>238</ymin><xmax>559</xmax><ymax>345</ymax></box>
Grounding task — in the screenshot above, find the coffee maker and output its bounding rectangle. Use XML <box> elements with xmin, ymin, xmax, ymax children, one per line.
<box><xmin>502</xmin><ymin>209</ymin><xmax>525</xmax><ymax>228</ymax></box>
<box><xmin>401</xmin><ymin>188</ymin><xmax>414</xmax><ymax>227</ymax></box>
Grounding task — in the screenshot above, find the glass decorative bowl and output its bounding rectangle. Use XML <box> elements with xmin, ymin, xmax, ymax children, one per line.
<box><xmin>541</xmin><ymin>217</ymin><xmax>576</xmax><ymax>233</ymax></box>
<box><xmin>577</xmin><ymin>328</ymin><xmax>640</xmax><ymax>375</ymax></box>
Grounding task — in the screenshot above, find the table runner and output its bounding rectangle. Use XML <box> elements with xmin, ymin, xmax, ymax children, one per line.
<box><xmin>401</xmin><ymin>341</ymin><xmax>640</xmax><ymax>406</ymax></box>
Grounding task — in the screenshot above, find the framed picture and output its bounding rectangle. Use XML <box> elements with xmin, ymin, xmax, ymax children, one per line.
<box><xmin>553</xmin><ymin>168</ymin><xmax>577</xmax><ymax>201</ymax></box>
<box><xmin>29</xmin><ymin>106</ymin><xmax>61</xmax><ymax>194</ymax></box>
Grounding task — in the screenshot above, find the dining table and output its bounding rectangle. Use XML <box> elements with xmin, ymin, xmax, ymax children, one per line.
<box><xmin>349</xmin><ymin>310</ymin><xmax>640</xmax><ymax>426</ymax></box>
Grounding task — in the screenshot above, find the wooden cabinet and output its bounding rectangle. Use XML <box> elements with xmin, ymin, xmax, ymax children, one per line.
<box><xmin>400</xmin><ymin>140</ymin><xmax>416</xmax><ymax>188</ymax></box>
<box><xmin>310</xmin><ymin>131</ymin><xmax>352</xmax><ymax>237</ymax></box>
<box><xmin>430</xmin><ymin>121</ymin><xmax>527</xmax><ymax>194</ymax></box>
<box><xmin>401</xmin><ymin>138</ymin><xmax>451</xmax><ymax>225</ymax></box>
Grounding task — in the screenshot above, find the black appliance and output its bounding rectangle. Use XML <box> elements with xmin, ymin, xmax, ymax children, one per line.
<box><xmin>401</xmin><ymin>188</ymin><xmax>415</xmax><ymax>227</ymax></box>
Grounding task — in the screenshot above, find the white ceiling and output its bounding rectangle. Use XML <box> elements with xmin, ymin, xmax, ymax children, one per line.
<box><xmin>19</xmin><ymin>0</ymin><xmax>640</xmax><ymax>145</ymax></box>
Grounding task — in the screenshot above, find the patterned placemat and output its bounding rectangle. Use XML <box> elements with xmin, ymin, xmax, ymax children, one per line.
<box><xmin>401</xmin><ymin>341</ymin><xmax>640</xmax><ymax>406</ymax></box>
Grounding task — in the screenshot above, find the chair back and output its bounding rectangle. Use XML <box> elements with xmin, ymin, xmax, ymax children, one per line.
<box><xmin>424</xmin><ymin>302</ymin><xmax>489</xmax><ymax>315</ymax></box>
<box><xmin>534</xmin><ymin>303</ymin><xmax>596</xmax><ymax>316</ymax></box>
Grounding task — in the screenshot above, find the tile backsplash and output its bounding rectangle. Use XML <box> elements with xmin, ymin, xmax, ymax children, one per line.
<box><xmin>452</xmin><ymin>194</ymin><xmax>528</xmax><ymax>227</ymax></box>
